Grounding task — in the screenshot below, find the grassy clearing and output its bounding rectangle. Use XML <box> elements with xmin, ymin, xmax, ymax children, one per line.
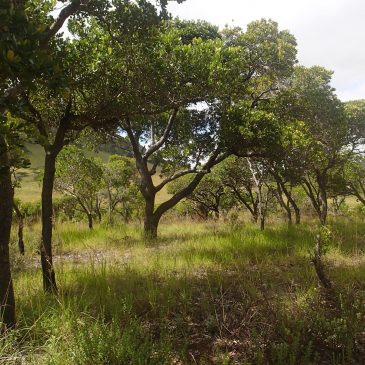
<box><xmin>3</xmin><ymin>220</ymin><xmax>365</xmax><ymax>364</ymax></box>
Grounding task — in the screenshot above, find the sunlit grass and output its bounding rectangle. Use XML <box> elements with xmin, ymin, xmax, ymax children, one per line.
<box><xmin>4</xmin><ymin>220</ymin><xmax>365</xmax><ymax>364</ymax></box>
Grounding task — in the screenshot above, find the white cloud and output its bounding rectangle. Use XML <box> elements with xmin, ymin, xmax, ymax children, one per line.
<box><xmin>167</xmin><ymin>0</ymin><xmax>365</xmax><ymax>101</ymax></box>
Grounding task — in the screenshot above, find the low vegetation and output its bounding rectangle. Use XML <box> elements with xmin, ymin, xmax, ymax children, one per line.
<box><xmin>2</xmin><ymin>218</ymin><xmax>365</xmax><ymax>364</ymax></box>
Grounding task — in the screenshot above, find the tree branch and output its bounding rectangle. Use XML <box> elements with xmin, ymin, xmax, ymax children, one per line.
<box><xmin>155</xmin><ymin>168</ymin><xmax>197</xmax><ymax>192</ymax></box>
<box><xmin>122</xmin><ymin>118</ymin><xmax>143</xmax><ymax>162</ymax></box>
<box><xmin>42</xmin><ymin>1</ymin><xmax>82</xmax><ymax>46</ymax></box>
<box><xmin>144</xmin><ymin>108</ymin><xmax>178</xmax><ymax>160</ymax></box>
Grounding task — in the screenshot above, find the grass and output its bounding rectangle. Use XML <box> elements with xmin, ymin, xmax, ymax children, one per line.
<box><xmin>3</xmin><ymin>219</ymin><xmax>365</xmax><ymax>364</ymax></box>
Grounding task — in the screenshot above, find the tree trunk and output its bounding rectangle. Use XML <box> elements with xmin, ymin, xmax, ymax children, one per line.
<box><xmin>247</xmin><ymin>159</ymin><xmax>265</xmax><ymax>230</ymax></box>
<box><xmin>275</xmin><ymin>184</ymin><xmax>292</xmax><ymax>226</ymax></box>
<box><xmin>282</xmin><ymin>188</ymin><xmax>300</xmax><ymax>225</ymax></box>
<box><xmin>95</xmin><ymin>196</ymin><xmax>102</xmax><ymax>222</ymax></box>
<box><xmin>144</xmin><ymin>197</ymin><xmax>159</xmax><ymax>239</ymax></box>
<box><xmin>257</xmin><ymin>187</ymin><xmax>265</xmax><ymax>231</ymax></box>
<box><xmin>312</xmin><ymin>234</ymin><xmax>332</xmax><ymax>290</ymax></box>
<box><xmin>144</xmin><ymin>214</ymin><xmax>160</xmax><ymax>240</ymax></box>
<box><xmin>251</xmin><ymin>203</ymin><xmax>259</xmax><ymax>223</ymax></box>
<box><xmin>0</xmin><ymin>136</ymin><xmax>16</xmax><ymax>329</ymax></box>
<box><xmin>41</xmin><ymin>152</ymin><xmax>58</xmax><ymax>293</ymax></box>
<box><xmin>13</xmin><ymin>201</ymin><xmax>25</xmax><ymax>255</ymax></box>
<box><xmin>294</xmin><ymin>206</ymin><xmax>301</xmax><ymax>225</ymax></box>
<box><xmin>260</xmin><ymin>216</ymin><xmax>265</xmax><ymax>231</ymax></box>
<box><xmin>87</xmin><ymin>213</ymin><xmax>93</xmax><ymax>229</ymax></box>
<box><xmin>319</xmin><ymin>203</ymin><xmax>327</xmax><ymax>225</ymax></box>
<box><xmin>302</xmin><ymin>179</ymin><xmax>323</xmax><ymax>225</ymax></box>
<box><xmin>108</xmin><ymin>205</ymin><xmax>113</xmax><ymax>224</ymax></box>
<box><xmin>286</xmin><ymin>207</ymin><xmax>292</xmax><ymax>226</ymax></box>
<box><xmin>272</xmin><ymin>174</ymin><xmax>300</xmax><ymax>226</ymax></box>
<box><xmin>317</xmin><ymin>176</ymin><xmax>328</xmax><ymax>226</ymax></box>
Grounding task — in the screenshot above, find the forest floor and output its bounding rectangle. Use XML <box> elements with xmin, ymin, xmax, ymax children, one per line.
<box><xmin>3</xmin><ymin>219</ymin><xmax>365</xmax><ymax>364</ymax></box>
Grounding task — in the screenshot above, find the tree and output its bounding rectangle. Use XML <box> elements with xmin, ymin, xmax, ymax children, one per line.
<box><xmin>12</xmin><ymin>0</ymin><xmax>188</xmax><ymax>292</ymax></box>
<box><xmin>55</xmin><ymin>146</ymin><xmax>103</xmax><ymax>229</ymax></box>
<box><xmin>10</xmin><ymin>145</ymin><xmax>29</xmax><ymax>255</ymax></box>
<box><xmin>17</xmin><ymin>73</ymin><xmax>99</xmax><ymax>290</ymax></box>
<box><xmin>340</xmin><ymin>155</ymin><xmax>365</xmax><ymax>207</ymax></box>
<box><xmin>246</xmin><ymin>158</ymin><xmax>276</xmax><ymax>230</ymax></box>
<box><xmin>168</xmin><ymin>167</ymin><xmax>233</xmax><ymax>220</ymax></box>
<box><xmin>276</xmin><ymin>66</ymin><xmax>350</xmax><ymax>225</ymax></box>
<box><xmin>219</xmin><ymin>156</ymin><xmax>275</xmax><ymax>229</ymax></box>
<box><xmin>101</xmin><ymin>154</ymin><xmax>140</xmax><ymax>224</ymax></box>
<box><xmin>100</xmin><ymin>18</ymin><xmax>297</xmax><ymax>238</ymax></box>
<box><xmin>0</xmin><ymin>0</ymin><xmax>105</xmax><ymax>325</ymax></box>
<box><xmin>220</xmin><ymin>156</ymin><xmax>259</xmax><ymax>223</ymax></box>
<box><xmin>105</xmin><ymin>21</ymin><xmax>230</xmax><ymax>238</ymax></box>
<box><xmin>262</xmin><ymin>121</ymin><xmax>308</xmax><ymax>225</ymax></box>
<box><xmin>0</xmin><ymin>128</ymin><xmax>16</xmax><ymax>330</ymax></box>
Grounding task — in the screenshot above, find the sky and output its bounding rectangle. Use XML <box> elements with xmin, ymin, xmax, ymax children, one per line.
<box><xmin>167</xmin><ymin>0</ymin><xmax>365</xmax><ymax>101</ymax></box>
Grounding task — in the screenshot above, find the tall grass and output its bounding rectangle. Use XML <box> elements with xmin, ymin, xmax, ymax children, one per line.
<box><xmin>3</xmin><ymin>220</ymin><xmax>365</xmax><ymax>364</ymax></box>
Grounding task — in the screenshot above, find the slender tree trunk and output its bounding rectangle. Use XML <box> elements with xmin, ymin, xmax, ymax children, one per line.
<box><xmin>275</xmin><ymin>184</ymin><xmax>292</xmax><ymax>226</ymax></box>
<box><xmin>13</xmin><ymin>201</ymin><xmax>25</xmax><ymax>255</ymax></box>
<box><xmin>271</xmin><ymin>173</ymin><xmax>300</xmax><ymax>226</ymax></box>
<box><xmin>281</xmin><ymin>186</ymin><xmax>300</xmax><ymax>225</ymax></box>
<box><xmin>95</xmin><ymin>196</ymin><xmax>102</xmax><ymax>223</ymax></box>
<box><xmin>260</xmin><ymin>215</ymin><xmax>265</xmax><ymax>231</ymax></box>
<box><xmin>41</xmin><ymin>152</ymin><xmax>58</xmax><ymax>293</ymax></box>
<box><xmin>247</xmin><ymin>159</ymin><xmax>265</xmax><ymax>230</ymax></box>
<box><xmin>319</xmin><ymin>202</ymin><xmax>327</xmax><ymax>225</ymax></box>
<box><xmin>108</xmin><ymin>189</ymin><xmax>113</xmax><ymax>224</ymax></box>
<box><xmin>317</xmin><ymin>176</ymin><xmax>328</xmax><ymax>226</ymax></box>
<box><xmin>0</xmin><ymin>136</ymin><xmax>16</xmax><ymax>329</ymax></box>
<box><xmin>302</xmin><ymin>179</ymin><xmax>323</xmax><ymax>225</ymax></box>
<box><xmin>294</xmin><ymin>206</ymin><xmax>301</xmax><ymax>225</ymax></box>
<box><xmin>121</xmin><ymin>201</ymin><xmax>130</xmax><ymax>224</ymax></box>
<box><xmin>87</xmin><ymin>213</ymin><xmax>93</xmax><ymax>229</ymax></box>
<box><xmin>286</xmin><ymin>207</ymin><xmax>292</xmax><ymax>226</ymax></box>
<box><xmin>257</xmin><ymin>185</ymin><xmax>265</xmax><ymax>231</ymax></box>
<box><xmin>312</xmin><ymin>234</ymin><xmax>332</xmax><ymax>290</ymax></box>
<box><xmin>251</xmin><ymin>203</ymin><xmax>259</xmax><ymax>223</ymax></box>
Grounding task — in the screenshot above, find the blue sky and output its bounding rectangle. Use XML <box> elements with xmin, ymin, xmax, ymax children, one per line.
<box><xmin>167</xmin><ymin>0</ymin><xmax>365</xmax><ymax>101</ymax></box>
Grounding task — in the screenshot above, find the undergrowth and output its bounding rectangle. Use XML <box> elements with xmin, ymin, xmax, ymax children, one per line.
<box><xmin>2</xmin><ymin>220</ymin><xmax>365</xmax><ymax>364</ymax></box>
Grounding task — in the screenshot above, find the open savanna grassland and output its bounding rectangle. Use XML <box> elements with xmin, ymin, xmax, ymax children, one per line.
<box><xmin>3</xmin><ymin>218</ymin><xmax>365</xmax><ymax>365</ymax></box>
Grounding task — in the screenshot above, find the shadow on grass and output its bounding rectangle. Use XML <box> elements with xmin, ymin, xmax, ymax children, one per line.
<box><xmin>15</xmin><ymin>257</ymin><xmax>365</xmax><ymax>365</ymax></box>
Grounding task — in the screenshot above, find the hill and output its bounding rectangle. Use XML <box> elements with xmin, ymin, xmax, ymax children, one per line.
<box><xmin>15</xmin><ymin>142</ymin><xmax>170</xmax><ymax>204</ymax></box>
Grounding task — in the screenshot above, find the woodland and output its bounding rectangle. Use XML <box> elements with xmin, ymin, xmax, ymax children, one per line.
<box><xmin>1</xmin><ymin>0</ymin><xmax>365</xmax><ymax>364</ymax></box>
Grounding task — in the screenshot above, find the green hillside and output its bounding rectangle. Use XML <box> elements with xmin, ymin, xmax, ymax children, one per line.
<box><xmin>15</xmin><ymin>143</ymin><xmax>170</xmax><ymax>204</ymax></box>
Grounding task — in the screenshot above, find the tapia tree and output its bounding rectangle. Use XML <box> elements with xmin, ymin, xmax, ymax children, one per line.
<box><xmin>55</xmin><ymin>146</ymin><xmax>103</xmax><ymax>229</ymax></box>
<box><xmin>5</xmin><ymin>0</ymin><xmax>187</xmax><ymax>294</ymax></box>
<box><xmin>278</xmin><ymin>66</ymin><xmax>350</xmax><ymax>225</ymax></box>
<box><xmin>97</xmin><ymin>18</ymin><xmax>297</xmax><ymax>238</ymax></box>
<box><xmin>0</xmin><ymin>0</ymin><xmax>89</xmax><ymax>327</ymax></box>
